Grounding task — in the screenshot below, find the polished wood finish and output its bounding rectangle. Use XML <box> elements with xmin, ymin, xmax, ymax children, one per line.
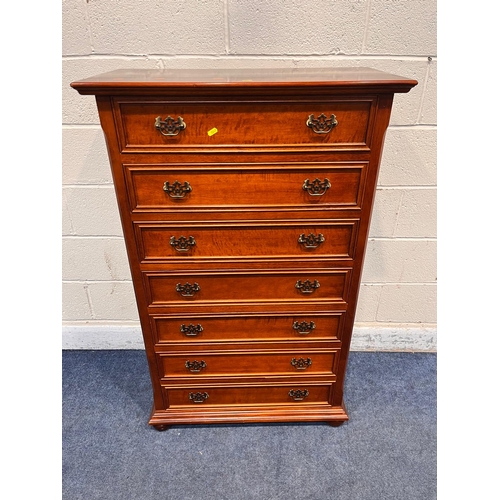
<box><xmin>71</xmin><ymin>67</ymin><xmax>417</xmax><ymax>93</ymax></box>
<box><xmin>164</xmin><ymin>383</ymin><xmax>334</xmax><ymax>407</ymax></box>
<box><xmin>71</xmin><ymin>67</ymin><xmax>417</xmax><ymax>428</ymax></box>
<box><xmin>151</xmin><ymin>312</ymin><xmax>345</xmax><ymax>343</ymax></box>
<box><xmin>135</xmin><ymin>220</ymin><xmax>358</xmax><ymax>261</ymax></box>
<box><xmin>144</xmin><ymin>269</ymin><xmax>350</xmax><ymax>305</ymax></box>
<box><xmin>114</xmin><ymin>98</ymin><xmax>373</xmax><ymax>151</ymax></box>
<box><xmin>123</xmin><ymin>162</ymin><xmax>367</xmax><ymax>212</ymax></box>
<box><xmin>157</xmin><ymin>348</ymin><xmax>340</xmax><ymax>379</ymax></box>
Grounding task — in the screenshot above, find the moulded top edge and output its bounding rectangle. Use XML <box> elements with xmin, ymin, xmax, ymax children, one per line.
<box><xmin>70</xmin><ymin>67</ymin><xmax>418</xmax><ymax>95</ymax></box>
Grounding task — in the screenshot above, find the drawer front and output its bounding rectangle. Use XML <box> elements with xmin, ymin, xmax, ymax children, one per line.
<box><xmin>144</xmin><ymin>269</ymin><xmax>351</xmax><ymax>307</ymax></box>
<box><xmin>151</xmin><ymin>313</ymin><xmax>345</xmax><ymax>343</ymax></box>
<box><xmin>124</xmin><ymin>163</ymin><xmax>367</xmax><ymax>212</ymax></box>
<box><xmin>164</xmin><ymin>383</ymin><xmax>333</xmax><ymax>407</ymax></box>
<box><xmin>115</xmin><ymin>99</ymin><xmax>374</xmax><ymax>151</ymax></box>
<box><xmin>158</xmin><ymin>349</ymin><xmax>339</xmax><ymax>379</ymax></box>
<box><xmin>135</xmin><ymin>221</ymin><xmax>359</xmax><ymax>262</ymax></box>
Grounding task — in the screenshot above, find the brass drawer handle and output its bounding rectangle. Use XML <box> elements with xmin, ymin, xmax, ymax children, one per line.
<box><xmin>302</xmin><ymin>178</ymin><xmax>331</xmax><ymax>196</ymax></box>
<box><xmin>180</xmin><ymin>323</ymin><xmax>203</xmax><ymax>337</ymax></box>
<box><xmin>306</xmin><ymin>113</ymin><xmax>338</xmax><ymax>134</ymax></box>
<box><xmin>295</xmin><ymin>279</ymin><xmax>320</xmax><ymax>294</ymax></box>
<box><xmin>291</xmin><ymin>357</ymin><xmax>312</xmax><ymax>370</ymax></box>
<box><xmin>176</xmin><ymin>282</ymin><xmax>200</xmax><ymax>297</ymax></box>
<box><xmin>289</xmin><ymin>389</ymin><xmax>309</xmax><ymax>401</ymax></box>
<box><xmin>292</xmin><ymin>321</ymin><xmax>316</xmax><ymax>335</ymax></box>
<box><xmin>185</xmin><ymin>360</ymin><xmax>207</xmax><ymax>373</ymax></box>
<box><xmin>298</xmin><ymin>233</ymin><xmax>325</xmax><ymax>249</ymax></box>
<box><xmin>189</xmin><ymin>392</ymin><xmax>209</xmax><ymax>403</ymax></box>
<box><xmin>163</xmin><ymin>180</ymin><xmax>192</xmax><ymax>199</ymax></box>
<box><xmin>155</xmin><ymin>115</ymin><xmax>186</xmax><ymax>136</ymax></box>
<box><xmin>170</xmin><ymin>235</ymin><xmax>196</xmax><ymax>252</ymax></box>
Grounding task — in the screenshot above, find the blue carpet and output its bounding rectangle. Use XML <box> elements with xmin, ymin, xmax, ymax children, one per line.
<box><xmin>62</xmin><ymin>350</ymin><xmax>436</xmax><ymax>499</ymax></box>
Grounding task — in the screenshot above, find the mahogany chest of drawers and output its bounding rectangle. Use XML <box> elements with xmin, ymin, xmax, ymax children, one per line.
<box><xmin>71</xmin><ymin>68</ymin><xmax>417</xmax><ymax>429</ymax></box>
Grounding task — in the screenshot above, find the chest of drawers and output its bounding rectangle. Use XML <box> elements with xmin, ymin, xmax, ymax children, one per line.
<box><xmin>71</xmin><ymin>68</ymin><xmax>417</xmax><ymax>429</ymax></box>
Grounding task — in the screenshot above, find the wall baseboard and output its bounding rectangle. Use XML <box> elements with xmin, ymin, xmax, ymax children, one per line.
<box><xmin>62</xmin><ymin>324</ymin><xmax>437</xmax><ymax>352</ymax></box>
<box><xmin>349</xmin><ymin>325</ymin><xmax>436</xmax><ymax>352</ymax></box>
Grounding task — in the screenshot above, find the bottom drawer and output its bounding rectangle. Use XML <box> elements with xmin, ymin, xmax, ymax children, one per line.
<box><xmin>164</xmin><ymin>383</ymin><xmax>333</xmax><ymax>407</ymax></box>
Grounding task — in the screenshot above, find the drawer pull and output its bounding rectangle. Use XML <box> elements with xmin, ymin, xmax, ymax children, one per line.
<box><xmin>295</xmin><ymin>279</ymin><xmax>320</xmax><ymax>294</ymax></box>
<box><xmin>180</xmin><ymin>323</ymin><xmax>203</xmax><ymax>337</ymax></box>
<box><xmin>288</xmin><ymin>389</ymin><xmax>309</xmax><ymax>401</ymax></box>
<box><xmin>163</xmin><ymin>180</ymin><xmax>192</xmax><ymax>199</ymax></box>
<box><xmin>291</xmin><ymin>357</ymin><xmax>312</xmax><ymax>370</ymax></box>
<box><xmin>155</xmin><ymin>115</ymin><xmax>186</xmax><ymax>136</ymax></box>
<box><xmin>306</xmin><ymin>113</ymin><xmax>338</xmax><ymax>134</ymax></box>
<box><xmin>170</xmin><ymin>235</ymin><xmax>196</xmax><ymax>252</ymax></box>
<box><xmin>292</xmin><ymin>321</ymin><xmax>316</xmax><ymax>335</ymax></box>
<box><xmin>189</xmin><ymin>392</ymin><xmax>209</xmax><ymax>403</ymax></box>
<box><xmin>176</xmin><ymin>282</ymin><xmax>201</xmax><ymax>297</ymax></box>
<box><xmin>298</xmin><ymin>233</ymin><xmax>325</xmax><ymax>249</ymax></box>
<box><xmin>302</xmin><ymin>178</ymin><xmax>331</xmax><ymax>196</ymax></box>
<box><xmin>185</xmin><ymin>360</ymin><xmax>207</xmax><ymax>373</ymax></box>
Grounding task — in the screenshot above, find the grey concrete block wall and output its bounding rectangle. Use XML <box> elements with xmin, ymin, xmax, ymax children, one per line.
<box><xmin>62</xmin><ymin>0</ymin><xmax>437</xmax><ymax>350</ymax></box>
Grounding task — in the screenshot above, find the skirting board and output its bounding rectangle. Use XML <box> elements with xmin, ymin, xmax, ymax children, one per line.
<box><xmin>62</xmin><ymin>324</ymin><xmax>437</xmax><ymax>352</ymax></box>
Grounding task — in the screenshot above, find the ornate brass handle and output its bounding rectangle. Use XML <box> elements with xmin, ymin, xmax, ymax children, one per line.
<box><xmin>295</xmin><ymin>279</ymin><xmax>320</xmax><ymax>294</ymax></box>
<box><xmin>155</xmin><ymin>115</ymin><xmax>186</xmax><ymax>136</ymax></box>
<box><xmin>176</xmin><ymin>282</ymin><xmax>200</xmax><ymax>297</ymax></box>
<box><xmin>163</xmin><ymin>180</ymin><xmax>192</xmax><ymax>199</ymax></box>
<box><xmin>288</xmin><ymin>389</ymin><xmax>309</xmax><ymax>401</ymax></box>
<box><xmin>170</xmin><ymin>236</ymin><xmax>196</xmax><ymax>252</ymax></box>
<box><xmin>185</xmin><ymin>360</ymin><xmax>207</xmax><ymax>373</ymax></box>
<box><xmin>306</xmin><ymin>113</ymin><xmax>338</xmax><ymax>134</ymax></box>
<box><xmin>180</xmin><ymin>323</ymin><xmax>203</xmax><ymax>337</ymax></box>
<box><xmin>291</xmin><ymin>357</ymin><xmax>312</xmax><ymax>370</ymax></box>
<box><xmin>292</xmin><ymin>321</ymin><xmax>316</xmax><ymax>335</ymax></box>
<box><xmin>298</xmin><ymin>233</ymin><xmax>325</xmax><ymax>249</ymax></box>
<box><xmin>189</xmin><ymin>392</ymin><xmax>209</xmax><ymax>403</ymax></box>
<box><xmin>302</xmin><ymin>178</ymin><xmax>331</xmax><ymax>196</ymax></box>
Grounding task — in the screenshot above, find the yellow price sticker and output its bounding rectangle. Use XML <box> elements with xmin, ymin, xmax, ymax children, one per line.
<box><xmin>207</xmin><ymin>127</ymin><xmax>218</xmax><ymax>136</ymax></box>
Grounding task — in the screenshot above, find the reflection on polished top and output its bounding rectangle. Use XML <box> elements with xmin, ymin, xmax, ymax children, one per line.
<box><xmin>71</xmin><ymin>67</ymin><xmax>418</xmax><ymax>94</ymax></box>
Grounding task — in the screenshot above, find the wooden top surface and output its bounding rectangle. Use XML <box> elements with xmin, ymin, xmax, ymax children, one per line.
<box><xmin>71</xmin><ymin>67</ymin><xmax>417</xmax><ymax>95</ymax></box>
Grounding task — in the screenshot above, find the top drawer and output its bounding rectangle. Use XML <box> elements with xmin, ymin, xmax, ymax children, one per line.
<box><xmin>113</xmin><ymin>98</ymin><xmax>375</xmax><ymax>152</ymax></box>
